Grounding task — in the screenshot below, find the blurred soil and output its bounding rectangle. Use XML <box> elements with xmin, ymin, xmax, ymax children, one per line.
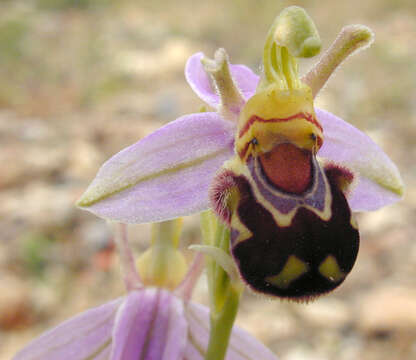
<box><xmin>0</xmin><ymin>0</ymin><xmax>415</xmax><ymax>359</ymax></box>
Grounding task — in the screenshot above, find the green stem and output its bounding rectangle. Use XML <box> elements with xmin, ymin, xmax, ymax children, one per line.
<box><xmin>212</xmin><ymin>223</ymin><xmax>228</xmax><ymax>309</ymax></box>
<box><xmin>204</xmin><ymin>284</ymin><xmax>241</xmax><ymax>360</ymax></box>
<box><xmin>200</xmin><ymin>214</ymin><xmax>242</xmax><ymax>360</ymax></box>
<box><xmin>200</xmin><ymin>211</ymin><xmax>216</xmax><ymax>310</ymax></box>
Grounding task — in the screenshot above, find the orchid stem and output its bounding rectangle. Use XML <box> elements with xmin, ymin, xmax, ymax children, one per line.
<box><xmin>201</xmin><ymin>213</ymin><xmax>242</xmax><ymax>360</ymax></box>
<box><xmin>200</xmin><ymin>211</ymin><xmax>216</xmax><ymax>309</ymax></box>
<box><xmin>205</xmin><ymin>283</ymin><xmax>240</xmax><ymax>360</ymax></box>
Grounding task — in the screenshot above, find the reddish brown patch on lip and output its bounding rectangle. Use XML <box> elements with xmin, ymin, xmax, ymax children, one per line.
<box><xmin>259</xmin><ymin>143</ymin><xmax>312</xmax><ymax>194</ymax></box>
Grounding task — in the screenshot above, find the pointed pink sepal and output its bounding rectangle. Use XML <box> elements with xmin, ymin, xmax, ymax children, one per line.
<box><xmin>13</xmin><ymin>298</ymin><xmax>123</xmax><ymax>360</ymax></box>
<box><xmin>317</xmin><ymin>108</ymin><xmax>403</xmax><ymax>211</ymax></box>
<box><xmin>77</xmin><ymin>112</ymin><xmax>235</xmax><ymax>224</ymax></box>
<box><xmin>111</xmin><ymin>289</ymin><xmax>187</xmax><ymax>360</ymax></box>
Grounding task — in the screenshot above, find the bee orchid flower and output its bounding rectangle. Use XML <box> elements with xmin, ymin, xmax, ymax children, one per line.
<box><xmin>77</xmin><ymin>7</ymin><xmax>403</xmax><ymax>301</ymax></box>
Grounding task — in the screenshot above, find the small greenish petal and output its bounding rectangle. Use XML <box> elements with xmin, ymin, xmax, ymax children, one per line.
<box><xmin>302</xmin><ymin>24</ymin><xmax>374</xmax><ymax>98</ymax></box>
<box><xmin>201</xmin><ymin>49</ymin><xmax>245</xmax><ymax>122</ymax></box>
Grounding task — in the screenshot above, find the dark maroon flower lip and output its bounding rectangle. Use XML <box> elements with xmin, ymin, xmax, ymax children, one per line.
<box><xmin>227</xmin><ymin>165</ymin><xmax>359</xmax><ymax>301</ymax></box>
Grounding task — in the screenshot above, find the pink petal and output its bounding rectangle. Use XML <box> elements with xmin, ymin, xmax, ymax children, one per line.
<box><xmin>345</xmin><ymin>176</ymin><xmax>402</xmax><ymax>212</ymax></box>
<box><xmin>111</xmin><ymin>289</ymin><xmax>187</xmax><ymax>360</ymax></box>
<box><xmin>317</xmin><ymin>108</ymin><xmax>403</xmax><ymax>211</ymax></box>
<box><xmin>77</xmin><ymin>112</ymin><xmax>235</xmax><ymax>224</ymax></box>
<box><xmin>111</xmin><ymin>290</ymin><xmax>155</xmax><ymax>360</ymax></box>
<box><xmin>161</xmin><ymin>292</ymin><xmax>188</xmax><ymax>360</ymax></box>
<box><xmin>13</xmin><ymin>299</ymin><xmax>123</xmax><ymax>360</ymax></box>
<box><xmin>183</xmin><ymin>343</ymin><xmax>204</xmax><ymax>360</ymax></box>
<box><xmin>185</xmin><ymin>52</ymin><xmax>259</xmax><ymax>109</ymax></box>
<box><xmin>185</xmin><ymin>302</ymin><xmax>278</xmax><ymax>360</ymax></box>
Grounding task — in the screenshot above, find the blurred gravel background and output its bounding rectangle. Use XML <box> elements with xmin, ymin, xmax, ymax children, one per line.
<box><xmin>0</xmin><ymin>0</ymin><xmax>415</xmax><ymax>359</ymax></box>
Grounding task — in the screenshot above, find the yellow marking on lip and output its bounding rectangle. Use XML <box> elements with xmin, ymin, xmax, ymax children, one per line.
<box><xmin>266</xmin><ymin>255</ymin><xmax>309</xmax><ymax>289</ymax></box>
<box><xmin>319</xmin><ymin>255</ymin><xmax>345</xmax><ymax>282</ymax></box>
<box><xmin>350</xmin><ymin>215</ymin><xmax>358</xmax><ymax>230</ymax></box>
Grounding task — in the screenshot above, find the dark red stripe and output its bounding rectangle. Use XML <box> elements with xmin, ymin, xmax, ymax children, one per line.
<box><xmin>238</xmin><ymin>112</ymin><xmax>323</xmax><ymax>138</ymax></box>
<box><xmin>238</xmin><ymin>142</ymin><xmax>250</xmax><ymax>159</ymax></box>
